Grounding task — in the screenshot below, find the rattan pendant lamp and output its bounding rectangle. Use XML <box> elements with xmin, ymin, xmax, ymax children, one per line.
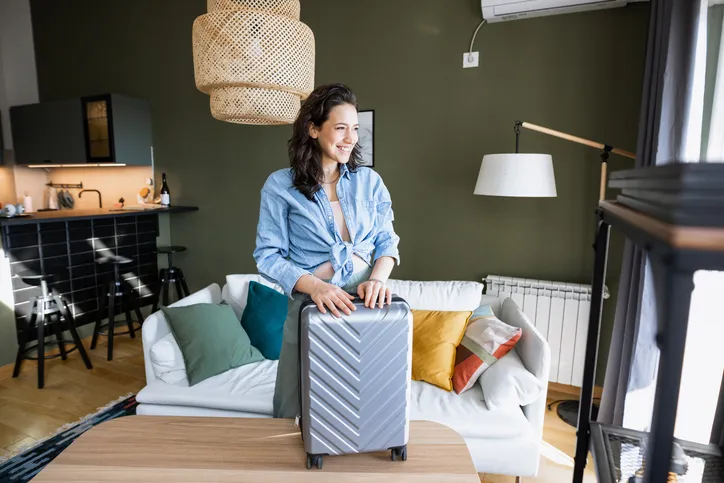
<box><xmin>192</xmin><ymin>0</ymin><xmax>315</xmax><ymax>124</ymax></box>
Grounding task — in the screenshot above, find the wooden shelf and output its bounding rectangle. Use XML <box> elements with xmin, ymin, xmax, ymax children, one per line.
<box><xmin>599</xmin><ymin>201</ymin><xmax>724</xmax><ymax>252</ymax></box>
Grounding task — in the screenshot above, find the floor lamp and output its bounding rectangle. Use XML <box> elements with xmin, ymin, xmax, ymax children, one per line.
<box><xmin>475</xmin><ymin>121</ymin><xmax>636</xmax><ymax>200</ymax></box>
<box><xmin>474</xmin><ymin>120</ymin><xmax>636</xmax><ymax>426</ymax></box>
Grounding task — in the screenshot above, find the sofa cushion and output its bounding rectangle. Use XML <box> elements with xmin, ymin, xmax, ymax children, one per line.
<box><xmin>137</xmin><ymin>360</ymin><xmax>278</xmax><ymax>415</ymax></box>
<box><xmin>479</xmin><ymin>348</ymin><xmax>544</xmax><ymax>410</ymax></box>
<box><xmin>150</xmin><ymin>332</ymin><xmax>188</xmax><ymax>385</ymax></box>
<box><xmin>240</xmin><ymin>281</ymin><xmax>287</xmax><ymax>360</ymax></box>
<box><xmin>452</xmin><ymin>305</ymin><xmax>522</xmax><ymax>394</ymax></box>
<box><xmin>409</xmin><ymin>380</ymin><xmax>533</xmax><ymax>440</ymax></box>
<box><xmin>161</xmin><ymin>303</ymin><xmax>264</xmax><ymax>386</ymax></box>
<box><xmin>224</xmin><ymin>274</ymin><xmax>284</xmax><ymax>319</ymax></box>
<box><xmin>411</xmin><ymin>309</ymin><xmax>471</xmax><ymax>391</ymax></box>
<box><xmin>387</xmin><ymin>279</ymin><xmax>483</xmax><ymax>311</ymax></box>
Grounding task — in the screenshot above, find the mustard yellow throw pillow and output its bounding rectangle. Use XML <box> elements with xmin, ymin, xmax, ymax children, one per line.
<box><xmin>411</xmin><ymin>310</ymin><xmax>472</xmax><ymax>391</ymax></box>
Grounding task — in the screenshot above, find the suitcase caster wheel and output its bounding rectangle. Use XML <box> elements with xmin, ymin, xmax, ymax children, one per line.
<box><xmin>391</xmin><ymin>446</ymin><xmax>407</xmax><ymax>462</ymax></box>
<box><xmin>306</xmin><ymin>454</ymin><xmax>323</xmax><ymax>470</ymax></box>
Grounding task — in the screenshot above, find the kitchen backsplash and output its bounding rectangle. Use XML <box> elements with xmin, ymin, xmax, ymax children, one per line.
<box><xmin>0</xmin><ymin>166</ymin><xmax>16</xmax><ymax>205</ymax></box>
<box><xmin>2</xmin><ymin>165</ymin><xmax>154</xmax><ymax>211</ymax></box>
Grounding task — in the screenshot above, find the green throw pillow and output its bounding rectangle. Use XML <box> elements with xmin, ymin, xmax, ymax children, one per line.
<box><xmin>240</xmin><ymin>281</ymin><xmax>288</xmax><ymax>360</ymax></box>
<box><xmin>162</xmin><ymin>303</ymin><xmax>264</xmax><ymax>386</ymax></box>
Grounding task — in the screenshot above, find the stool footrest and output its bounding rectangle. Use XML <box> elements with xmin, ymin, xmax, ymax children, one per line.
<box><xmin>96</xmin><ymin>321</ymin><xmax>142</xmax><ymax>337</ymax></box>
<box><xmin>23</xmin><ymin>343</ymin><xmax>78</xmax><ymax>361</ymax></box>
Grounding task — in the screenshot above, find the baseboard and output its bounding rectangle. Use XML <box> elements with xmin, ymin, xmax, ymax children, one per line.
<box><xmin>548</xmin><ymin>382</ymin><xmax>604</xmax><ymax>400</ymax></box>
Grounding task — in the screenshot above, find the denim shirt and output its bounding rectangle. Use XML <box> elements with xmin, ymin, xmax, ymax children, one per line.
<box><xmin>253</xmin><ymin>164</ymin><xmax>400</xmax><ymax>298</ymax></box>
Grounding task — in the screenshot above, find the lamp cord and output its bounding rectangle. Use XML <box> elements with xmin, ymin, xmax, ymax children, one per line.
<box><xmin>468</xmin><ymin>19</ymin><xmax>487</xmax><ymax>62</ymax></box>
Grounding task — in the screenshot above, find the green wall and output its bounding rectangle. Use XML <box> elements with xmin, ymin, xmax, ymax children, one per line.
<box><xmin>29</xmin><ymin>0</ymin><xmax>649</xmax><ymax>384</ymax></box>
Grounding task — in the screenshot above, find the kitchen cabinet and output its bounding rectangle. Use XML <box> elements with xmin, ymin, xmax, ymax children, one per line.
<box><xmin>10</xmin><ymin>93</ymin><xmax>153</xmax><ymax>166</ymax></box>
<box><xmin>10</xmin><ymin>98</ymin><xmax>86</xmax><ymax>164</ymax></box>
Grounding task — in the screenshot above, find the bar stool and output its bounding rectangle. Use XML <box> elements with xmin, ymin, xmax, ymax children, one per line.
<box><xmin>152</xmin><ymin>246</ymin><xmax>190</xmax><ymax>312</ymax></box>
<box><xmin>12</xmin><ymin>271</ymin><xmax>93</xmax><ymax>389</ymax></box>
<box><xmin>91</xmin><ymin>255</ymin><xmax>144</xmax><ymax>361</ymax></box>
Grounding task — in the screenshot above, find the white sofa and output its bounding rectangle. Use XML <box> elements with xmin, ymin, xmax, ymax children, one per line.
<box><xmin>136</xmin><ymin>274</ymin><xmax>551</xmax><ymax>477</ymax></box>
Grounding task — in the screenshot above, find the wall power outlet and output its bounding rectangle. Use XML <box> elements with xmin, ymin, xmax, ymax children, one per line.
<box><xmin>463</xmin><ymin>52</ymin><xmax>479</xmax><ymax>68</ymax></box>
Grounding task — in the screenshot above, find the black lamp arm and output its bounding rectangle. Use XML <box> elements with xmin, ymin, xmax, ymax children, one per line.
<box><xmin>514</xmin><ymin>121</ymin><xmax>523</xmax><ymax>153</ymax></box>
<box><xmin>601</xmin><ymin>144</ymin><xmax>613</xmax><ymax>163</ymax></box>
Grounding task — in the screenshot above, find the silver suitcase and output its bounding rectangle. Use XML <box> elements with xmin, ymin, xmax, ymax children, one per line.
<box><xmin>298</xmin><ymin>294</ymin><xmax>413</xmax><ymax>469</ymax></box>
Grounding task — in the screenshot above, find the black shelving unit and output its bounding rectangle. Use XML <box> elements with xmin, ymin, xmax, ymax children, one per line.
<box><xmin>590</xmin><ymin>422</ymin><xmax>724</xmax><ymax>482</ymax></box>
<box><xmin>573</xmin><ymin>163</ymin><xmax>724</xmax><ymax>483</ymax></box>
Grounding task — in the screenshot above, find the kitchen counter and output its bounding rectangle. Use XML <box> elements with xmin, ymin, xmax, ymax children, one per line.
<box><xmin>1</xmin><ymin>205</ymin><xmax>198</xmax><ymax>343</ymax></box>
<box><xmin>0</xmin><ymin>205</ymin><xmax>198</xmax><ymax>225</ymax></box>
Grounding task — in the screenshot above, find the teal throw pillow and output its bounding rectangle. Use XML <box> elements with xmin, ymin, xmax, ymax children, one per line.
<box><xmin>240</xmin><ymin>281</ymin><xmax>288</xmax><ymax>360</ymax></box>
<box><xmin>162</xmin><ymin>303</ymin><xmax>264</xmax><ymax>386</ymax></box>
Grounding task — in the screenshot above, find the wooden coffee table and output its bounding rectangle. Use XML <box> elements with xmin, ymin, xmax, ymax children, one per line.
<box><xmin>33</xmin><ymin>416</ymin><xmax>479</xmax><ymax>482</ymax></box>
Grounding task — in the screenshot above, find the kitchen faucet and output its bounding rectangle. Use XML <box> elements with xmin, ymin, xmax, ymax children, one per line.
<box><xmin>79</xmin><ymin>189</ymin><xmax>102</xmax><ymax>208</ymax></box>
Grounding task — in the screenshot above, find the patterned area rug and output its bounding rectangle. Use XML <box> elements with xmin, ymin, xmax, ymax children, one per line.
<box><xmin>0</xmin><ymin>394</ymin><xmax>138</xmax><ymax>482</ymax></box>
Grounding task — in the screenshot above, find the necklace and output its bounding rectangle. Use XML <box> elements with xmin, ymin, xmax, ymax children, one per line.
<box><xmin>321</xmin><ymin>172</ymin><xmax>340</xmax><ymax>184</ymax></box>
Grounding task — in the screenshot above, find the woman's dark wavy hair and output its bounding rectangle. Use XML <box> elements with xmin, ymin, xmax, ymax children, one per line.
<box><xmin>289</xmin><ymin>83</ymin><xmax>363</xmax><ymax>200</ymax></box>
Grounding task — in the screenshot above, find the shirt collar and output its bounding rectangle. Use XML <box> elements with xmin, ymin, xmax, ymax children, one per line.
<box><xmin>340</xmin><ymin>163</ymin><xmax>352</xmax><ymax>180</ymax></box>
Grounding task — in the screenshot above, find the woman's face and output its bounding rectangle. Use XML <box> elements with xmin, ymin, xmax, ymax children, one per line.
<box><xmin>309</xmin><ymin>103</ymin><xmax>359</xmax><ymax>165</ymax></box>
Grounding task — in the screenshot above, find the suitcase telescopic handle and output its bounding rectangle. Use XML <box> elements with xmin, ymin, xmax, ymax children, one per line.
<box><xmin>345</xmin><ymin>292</ymin><xmax>404</xmax><ymax>304</ymax></box>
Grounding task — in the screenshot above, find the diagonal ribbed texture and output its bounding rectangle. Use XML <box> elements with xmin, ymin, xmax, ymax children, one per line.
<box><xmin>301</xmin><ymin>302</ymin><xmax>412</xmax><ymax>456</ymax></box>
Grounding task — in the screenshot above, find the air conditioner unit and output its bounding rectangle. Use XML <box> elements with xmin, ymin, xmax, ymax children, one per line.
<box><xmin>481</xmin><ymin>0</ymin><xmax>643</xmax><ymax>23</ymax></box>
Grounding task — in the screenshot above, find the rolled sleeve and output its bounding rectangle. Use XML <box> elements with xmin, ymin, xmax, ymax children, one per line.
<box><xmin>253</xmin><ymin>188</ymin><xmax>311</xmax><ymax>298</ymax></box>
<box><xmin>372</xmin><ymin>187</ymin><xmax>401</xmax><ymax>266</ymax></box>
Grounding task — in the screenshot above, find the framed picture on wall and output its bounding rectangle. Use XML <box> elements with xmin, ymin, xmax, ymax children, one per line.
<box><xmin>358</xmin><ymin>110</ymin><xmax>374</xmax><ymax>167</ymax></box>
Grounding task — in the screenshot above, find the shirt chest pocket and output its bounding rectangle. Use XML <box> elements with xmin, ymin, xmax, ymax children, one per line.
<box><xmin>354</xmin><ymin>200</ymin><xmax>377</xmax><ymax>230</ymax></box>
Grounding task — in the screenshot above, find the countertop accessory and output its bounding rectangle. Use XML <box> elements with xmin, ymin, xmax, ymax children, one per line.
<box><xmin>47</xmin><ymin>182</ymin><xmax>82</xmax><ymax>210</ymax></box>
<box><xmin>79</xmin><ymin>189</ymin><xmax>102</xmax><ymax>208</ymax></box>
<box><xmin>3</xmin><ymin>204</ymin><xmax>16</xmax><ymax>217</ymax></box>
<box><xmin>47</xmin><ymin>186</ymin><xmax>58</xmax><ymax>210</ymax></box>
<box><xmin>23</xmin><ymin>192</ymin><xmax>33</xmax><ymax>213</ymax></box>
<box><xmin>58</xmin><ymin>190</ymin><xmax>74</xmax><ymax>209</ymax></box>
<box><xmin>46</xmin><ymin>182</ymin><xmax>83</xmax><ymax>189</ymax></box>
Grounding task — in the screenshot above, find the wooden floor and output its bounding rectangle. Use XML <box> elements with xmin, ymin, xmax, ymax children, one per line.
<box><xmin>0</xmin><ymin>334</ymin><xmax>147</xmax><ymax>458</ymax></box>
<box><xmin>479</xmin><ymin>383</ymin><xmax>598</xmax><ymax>483</ymax></box>
<box><xmin>0</xmin><ymin>336</ymin><xmax>596</xmax><ymax>482</ymax></box>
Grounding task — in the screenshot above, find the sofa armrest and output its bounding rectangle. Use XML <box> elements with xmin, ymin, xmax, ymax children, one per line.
<box><xmin>141</xmin><ymin>312</ymin><xmax>171</xmax><ymax>385</ymax></box>
<box><xmin>141</xmin><ymin>283</ymin><xmax>222</xmax><ymax>385</ymax></box>
<box><xmin>501</xmin><ymin>297</ymin><xmax>551</xmax><ymax>447</ymax></box>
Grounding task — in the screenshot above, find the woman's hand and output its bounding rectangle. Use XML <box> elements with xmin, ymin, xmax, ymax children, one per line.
<box><xmin>309</xmin><ymin>281</ymin><xmax>356</xmax><ymax>318</ymax></box>
<box><xmin>357</xmin><ymin>279</ymin><xmax>392</xmax><ymax>309</ymax></box>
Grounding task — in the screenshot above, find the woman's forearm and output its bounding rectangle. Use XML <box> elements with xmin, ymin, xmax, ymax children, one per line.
<box><xmin>369</xmin><ymin>256</ymin><xmax>395</xmax><ymax>283</ymax></box>
<box><xmin>294</xmin><ymin>256</ymin><xmax>395</xmax><ymax>295</ymax></box>
<box><xmin>293</xmin><ymin>274</ymin><xmax>325</xmax><ymax>295</ymax></box>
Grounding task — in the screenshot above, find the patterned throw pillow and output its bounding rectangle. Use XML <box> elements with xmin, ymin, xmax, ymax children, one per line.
<box><xmin>452</xmin><ymin>305</ymin><xmax>522</xmax><ymax>394</ymax></box>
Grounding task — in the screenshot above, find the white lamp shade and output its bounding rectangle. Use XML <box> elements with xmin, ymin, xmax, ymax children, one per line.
<box><xmin>474</xmin><ymin>153</ymin><xmax>557</xmax><ymax>197</ymax></box>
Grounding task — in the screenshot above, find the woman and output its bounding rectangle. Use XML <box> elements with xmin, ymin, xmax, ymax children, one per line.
<box><xmin>253</xmin><ymin>83</ymin><xmax>401</xmax><ymax>419</ymax></box>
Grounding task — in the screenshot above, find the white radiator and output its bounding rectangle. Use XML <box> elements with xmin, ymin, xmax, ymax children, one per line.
<box><xmin>484</xmin><ymin>275</ymin><xmax>609</xmax><ymax>387</ymax></box>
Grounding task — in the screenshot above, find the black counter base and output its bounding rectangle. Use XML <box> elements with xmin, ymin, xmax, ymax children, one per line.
<box><xmin>5</xmin><ymin>214</ymin><xmax>164</xmax><ymax>341</ymax></box>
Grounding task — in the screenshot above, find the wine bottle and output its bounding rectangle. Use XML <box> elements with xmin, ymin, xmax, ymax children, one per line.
<box><xmin>160</xmin><ymin>173</ymin><xmax>170</xmax><ymax>206</ymax></box>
